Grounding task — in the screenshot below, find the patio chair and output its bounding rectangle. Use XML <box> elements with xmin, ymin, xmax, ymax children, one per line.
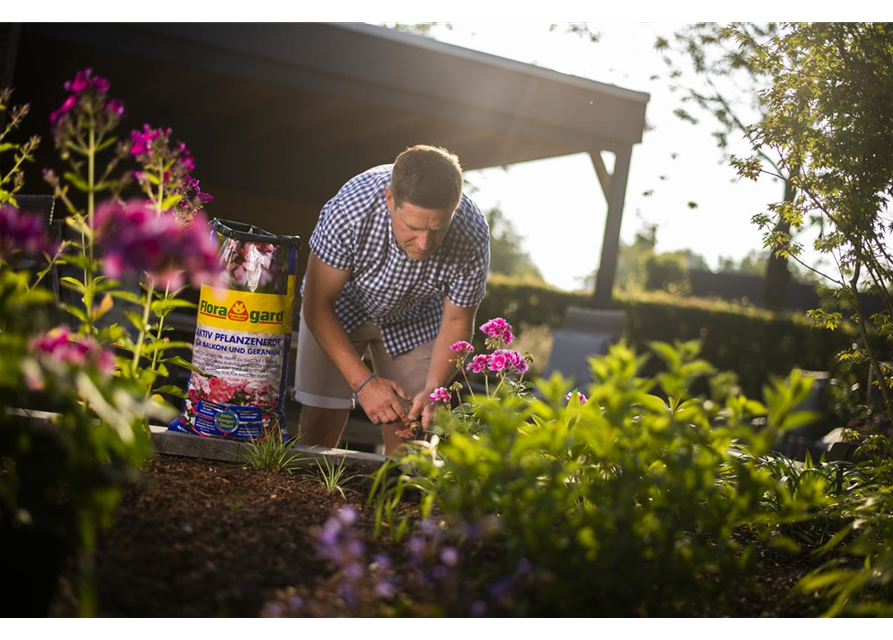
<box><xmin>542</xmin><ymin>306</ymin><xmax>627</xmax><ymax>388</ymax></box>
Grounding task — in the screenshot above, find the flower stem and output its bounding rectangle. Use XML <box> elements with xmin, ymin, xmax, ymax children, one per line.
<box><xmin>460</xmin><ymin>367</ymin><xmax>476</xmax><ymax>400</ymax></box>
<box><xmin>83</xmin><ymin>122</ymin><xmax>96</xmax><ymax>333</ymax></box>
<box><xmin>131</xmin><ymin>276</ymin><xmax>156</xmax><ymax>374</ymax></box>
<box><xmin>145</xmin><ymin>280</ymin><xmax>172</xmax><ymax>398</ymax></box>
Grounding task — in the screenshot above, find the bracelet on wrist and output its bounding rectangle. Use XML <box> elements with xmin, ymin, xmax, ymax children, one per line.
<box><xmin>353</xmin><ymin>373</ymin><xmax>376</xmax><ymax>395</ymax></box>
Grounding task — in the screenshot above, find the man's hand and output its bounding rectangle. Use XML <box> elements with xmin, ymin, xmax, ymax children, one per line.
<box><xmin>356</xmin><ymin>376</ymin><xmax>411</xmax><ymax>426</ymax></box>
<box><xmin>406</xmin><ymin>391</ymin><xmax>434</xmax><ymax>434</ymax></box>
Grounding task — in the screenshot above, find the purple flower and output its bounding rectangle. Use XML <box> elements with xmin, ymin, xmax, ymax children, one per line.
<box><xmin>104</xmin><ymin>99</ymin><xmax>125</xmax><ymax>118</ymax></box>
<box><xmin>429</xmin><ymin>387</ymin><xmax>451</xmax><ymax>405</ymax></box>
<box><xmin>374</xmin><ymin>579</ymin><xmax>396</xmax><ymax>599</ymax></box>
<box><xmin>336</xmin><ymin>505</ymin><xmax>357</xmax><ymax>526</ymax></box>
<box><xmin>130</xmin><ymin>124</ymin><xmax>162</xmax><ymax>156</ymax></box>
<box><xmin>419</xmin><ymin>518</ymin><xmax>439</xmax><ymax>536</ymax></box>
<box><xmin>439</xmin><ymin>546</ymin><xmax>459</xmax><ymax>567</ymax></box>
<box><xmin>91</xmin><ymin>76</ymin><xmax>110</xmax><ymax>94</ymax></box>
<box><xmin>566</xmin><ymin>390</ymin><xmax>587</xmax><ymax>404</ymax></box>
<box><xmin>49</xmin><ymin>94</ymin><xmax>77</xmax><ymax>124</ymax></box>
<box><xmin>64</xmin><ymin>68</ymin><xmax>94</xmax><ymax>94</ymax></box>
<box><xmin>515</xmin><ymin>558</ymin><xmax>532</xmax><ymax>576</ymax></box>
<box><xmin>345</xmin><ymin>562</ymin><xmax>364</xmax><ymax>580</ymax></box>
<box><xmin>371</xmin><ymin>553</ymin><xmax>391</xmax><ymax>571</ymax></box>
<box><xmin>0</xmin><ymin>205</ymin><xmax>56</xmax><ymax>258</ymax></box>
<box><xmin>406</xmin><ymin>536</ymin><xmax>426</xmax><ymax>562</ymax></box>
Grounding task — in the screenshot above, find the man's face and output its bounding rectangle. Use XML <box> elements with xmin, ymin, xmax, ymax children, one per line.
<box><xmin>386</xmin><ymin>187</ymin><xmax>455</xmax><ymax>261</ymax></box>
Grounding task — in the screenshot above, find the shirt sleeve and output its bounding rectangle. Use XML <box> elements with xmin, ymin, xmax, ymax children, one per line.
<box><xmin>308</xmin><ymin>197</ymin><xmax>355</xmax><ymax>271</ymax></box>
<box><xmin>446</xmin><ymin>228</ymin><xmax>490</xmax><ymax>308</ymax></box>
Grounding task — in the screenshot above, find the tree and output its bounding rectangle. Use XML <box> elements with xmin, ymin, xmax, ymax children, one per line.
<box><xmin>485</xmin><ymin>206</ymin><xmax>544</xmax><ymax>282</ymax></box>
<box><xmin>656</xmin><ymin>23</ymin><xmax>801</xmax><ymax>311</ymax></box>
<box><xmin>731</xmin><ymin>23</ymin><xmax>893</xmax><ymax>423</ymax></box>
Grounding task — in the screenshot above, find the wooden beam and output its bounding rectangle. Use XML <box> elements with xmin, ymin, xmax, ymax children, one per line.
<box><xmin>592</xmin><ymin>145</ymin><xmax>633</xmax><ymax>309</ymax></box>
<box><xmin>591</xmin><ymin>150</ymin><xmax>612</xmax><ymax>200</ymax></box>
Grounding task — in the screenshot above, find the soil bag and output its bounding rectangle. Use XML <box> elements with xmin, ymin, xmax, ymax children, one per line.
<box><xmin>169</xmin><ymin>219</ymin><xmax>301</xmax><ymax>439</ymax></box>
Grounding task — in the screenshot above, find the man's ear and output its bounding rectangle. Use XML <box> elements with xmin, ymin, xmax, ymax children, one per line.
<box><xmin>385</xmin><ymin>186</ymin><xmax>395</xmax><ymax>214</ymax></box>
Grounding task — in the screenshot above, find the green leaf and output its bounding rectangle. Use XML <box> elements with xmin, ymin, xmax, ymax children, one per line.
<box><xmin>111</xmin><ymin>290</ymin><xmax>143</xmax><ymax>305</ymax></box>
<box><xmin>61</xmin><ymin>303</ymin><xmax>88</xmax><ymax>323</ymax></box>
<box><xmin>94</xmin><ymin>136</ymin><xmax>118</xmax><ymax>153</ymax></box>
<box><xmin>63</xmin><ymin>171</ymin><xmax>89</xmax><ymax>192</ymax></box>
<box><xmin>154</xmin><ymin>385</ymin><xmax>186</xmax><ymax>398</ymax></box>
<box><xmin>151</xmin><ymin>298</ymin><xmax>197</xmax><ymax>315</ymax></box>
<box><xmin>639</xmin><ymin>394</ymin><xmax>670</xmax><ymax>414</ymax></box>
<box><xmin>163</xmin><ymin>355</ymin><xmax>203</xmax><ymax>374</ymax></box>
<box><xmin>60</xmin><ymin>276</ymin><xmax>87</xmax><ymax>293</ymax></box>
<box><xmin>0</xmin><ymin>143</ymin><xmax>18</xmax><ymax>152</ymax></box>
<box><xmin>161</xmin><ymin>194</ymin><xmax>183</xmax><ymax>211</ymax></box>
<box><xmin>125</xmin><ymin>310</ymin><xmax>146</xmax><ymax>332</ymax></box>
<box><xmin>141</xmin><ymin>341</ymin><xmax>193</xmax><ymax>355</ymax></box>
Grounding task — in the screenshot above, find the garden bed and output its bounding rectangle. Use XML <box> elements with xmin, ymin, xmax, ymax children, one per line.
<box><xmin>49</xmin><ymin>455</ymin><xmax>833</xmax><ymax>617</ymax></box>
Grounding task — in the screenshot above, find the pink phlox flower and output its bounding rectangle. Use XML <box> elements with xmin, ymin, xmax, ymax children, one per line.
<box><xmin>104</xmin><ymin>99</ymin><xmax>125</xmax><ymax>118</ymax></box>
<box><xmin>94</xmin><ymin>200</ymin><xmax>222</xmax><ymax>289</ymax></box>
<box><xmin>429</xmin><ymin>387</ymin><xmax>451</xmax><ymax>405</ymax></box>
<box><xmin>29</xmin><ymin>325</ymin><xmax>115</xmax><ymax>376</ymax></box>
<box><xmin>130</xmin><ymin>124</ymin><xmax>162</xmax><ymax>156</ymax></box>
<box><xmin>49</xmin><ymin>94</ymin><xmax>78</xmax><ymax>124</ymax></box>
<box><xmin>64</xmin><ymin>68</ymin><xmax>93</xmax><ymax>94</ymax></box>
<box><xmin>566</xmin><ymin>391</ymin><xmax>587</xmax><ymax>404</ymax></box>
<box><xmin>0</xmin><ymin>205</ymin><xmax>57</xmax><ymax>258</ymax></box>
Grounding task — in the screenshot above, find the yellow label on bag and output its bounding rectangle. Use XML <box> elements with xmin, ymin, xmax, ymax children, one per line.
<box><xmin>197</xmin><ymin>277</ymin><xmax>295</xmax><ymax>334</ymax></box>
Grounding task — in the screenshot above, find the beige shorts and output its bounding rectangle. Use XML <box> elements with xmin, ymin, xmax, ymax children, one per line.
<box><xmin>292</xmin><ymin>309</ymin><xmax>434</xmax><ymax>410</ymax></box>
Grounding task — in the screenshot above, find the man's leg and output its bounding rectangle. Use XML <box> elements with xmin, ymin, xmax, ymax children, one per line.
<box><xmin>291</xmin><ymin>310</ymin><xmax>365</xmax><ymax>447</ymax></box>
<box><xmin>295</xmin><ymin>405</ymin><xmax>350</xmax><ymax>449</ymax></box>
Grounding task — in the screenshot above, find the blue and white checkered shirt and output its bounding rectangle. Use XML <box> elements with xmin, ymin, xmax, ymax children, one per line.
<box><xmin>305</xmin><ymin>165</ymin><xmax>490</xmax><ymax>356</ymax></box>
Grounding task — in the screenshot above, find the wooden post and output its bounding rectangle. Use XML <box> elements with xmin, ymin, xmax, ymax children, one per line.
<box><xmin>591</xmin><ymin>145</ymin><xmax>633</xmax><ymax>309</ymax></box>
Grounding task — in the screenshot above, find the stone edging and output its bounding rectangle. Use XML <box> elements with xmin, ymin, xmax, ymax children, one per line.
<box><xmin>149</xmin><ymin>425</ymin><xmax>387</xmax><ymax>469</ymax></box>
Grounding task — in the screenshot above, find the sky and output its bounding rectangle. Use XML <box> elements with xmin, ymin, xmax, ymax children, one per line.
<box><xmin>408</xmin><ymin>23</ymin><xmax>807</xmax><ymax>291</ymax></box>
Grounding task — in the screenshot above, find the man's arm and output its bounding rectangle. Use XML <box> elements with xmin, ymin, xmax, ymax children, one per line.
<box><xmin>303</xmin><ymin>254</ymin><xmax>410</xmax><ymax>425</ymax></box>
<box><xmin>406</xmin><ymin>299</ymin><xmax>478</xmax><ymax>430</ymax></box>
<box><xmin>303</xmin><ymin>254</ymin><xmax>367</xmax><ymax>390</ymax></box>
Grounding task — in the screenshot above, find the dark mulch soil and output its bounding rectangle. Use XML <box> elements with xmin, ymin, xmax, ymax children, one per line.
<box><xmin>51</xmin><ymin>455</ymin><xmax>411</xmax><ymax>617</ymax></box>
<box><xmin>50</xmin><ymin>455</ymin><xmax>834</xmax><ymax>617</ymax></box>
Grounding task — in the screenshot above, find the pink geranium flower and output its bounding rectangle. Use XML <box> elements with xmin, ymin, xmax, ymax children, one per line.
<box><xmin>449</xmin><ymin>340</ymin><xmax>474</xmax><ymax>355</ymax></box>
<box><xmin>466</xmin><ymin>354</ymin><xmax>490</xmax><ymax>374</ymax></box>
<box><xmin>429</xmin><ymin>387</ymin><xmax>451</xmax><ymax>405</ymax></box>
<box><xmin>480</xmin><ymin>317</ymin><xmax>514</xmax><ymax>344</ymax></box>
<box><xmin>488</xmin><ymin>352</ymin><xmax>507</xmax><ymax>372</ymax></box>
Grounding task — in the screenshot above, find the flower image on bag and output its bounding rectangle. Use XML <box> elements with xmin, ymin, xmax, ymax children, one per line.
<box><xmin>170</xmin><ymin>219</ymin><xmax>301</xmax><ymax>440</ymax></box>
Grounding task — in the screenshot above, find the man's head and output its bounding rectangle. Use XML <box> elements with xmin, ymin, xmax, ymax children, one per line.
<box><xmin>387</xmin><ymin>145</ymin><xmax>463</xmax><ymax>261</ymax></box>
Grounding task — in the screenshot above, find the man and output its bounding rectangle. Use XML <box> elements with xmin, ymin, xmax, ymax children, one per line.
<box><xmin>291</xmin><ymin>145</ymin><xmax>490</xmax><ymax>454</ymax></box>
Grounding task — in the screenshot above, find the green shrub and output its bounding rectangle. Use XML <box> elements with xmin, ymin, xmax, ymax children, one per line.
<box><xmin>643</xmin><ymin>252</ymin><xmax>691</xmax><ymax>295</ymax></box>
<box><xmin>376</xmin><ymin>340</ymin><xmax>824</xmax><ymax>615</ymax></box>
